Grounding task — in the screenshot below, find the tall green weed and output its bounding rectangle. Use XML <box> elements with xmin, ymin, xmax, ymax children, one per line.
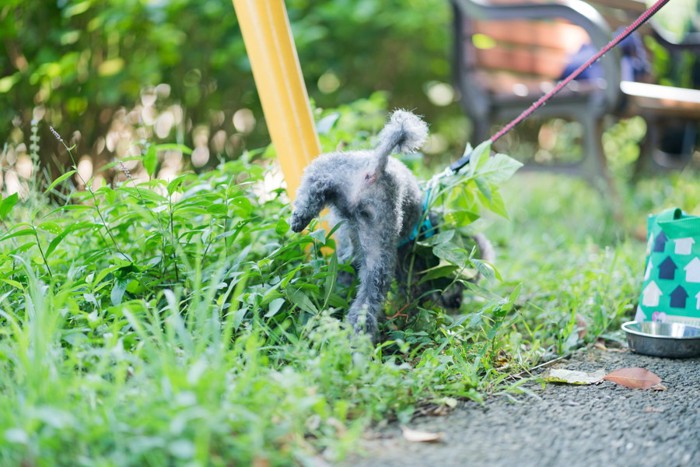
<box><xmin>0</xmin><ymin>98</ymin><xmax>685</xmax><ymax>463</ymax></box>
<box><xmin>0</xmin><ymin>102</ymin><xmax>527</xmax><ymax>464</ymax></box>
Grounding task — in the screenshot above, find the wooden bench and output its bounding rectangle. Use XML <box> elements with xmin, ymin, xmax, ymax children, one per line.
<box><xmin>450</xmin><ymin>0</ymin><xmax>700</xmax><ymax>191</ymax></box>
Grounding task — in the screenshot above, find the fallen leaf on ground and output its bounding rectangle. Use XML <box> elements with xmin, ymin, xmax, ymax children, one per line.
<box><xmin>593</xmin><ymin>341</ymin><xmax>628</xmax><ymax>353</ymax></box>
<box><xmin>415</xmin><ymin>397</ymin><xmax>459</xmax><ymax>417</ymax></box>
<box><xmin>594</xmin><ymin>337</ymin><xmax>628</xmax><ymax>352</ymax></box>
<box><xmin>414</xmin><ymin>404</ymin><xmax>449</xmax><ymax>417</ymax></box>
<box><xmin>542</xmin><ymin>368</ymin><xmax>606</xmax><ymax>385</ymax></box>
<box><xmin>603</xmin><ymin>367</ymin><xmax>662</xmax><ymax>389</ymax></box>
<box><xmin>401</xmin><ymin>426</ymin><xmax>444</xmax><ymax>443</ymax></box>
<box><xmin>643</xmin><ymin>406</ymin><xmax>665</xmax><ymax>413</ymax></box>
<box><xmin>576</xmin><ymin>314</ymin><xmax>588</xmax><ymax>339</ymax></box>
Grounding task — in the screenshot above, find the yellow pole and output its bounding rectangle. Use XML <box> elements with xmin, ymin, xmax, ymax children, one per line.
<box><xmin>232</xmin><ymin>0</ymin><xmax>321</xmax><ymax>200</ymax></box>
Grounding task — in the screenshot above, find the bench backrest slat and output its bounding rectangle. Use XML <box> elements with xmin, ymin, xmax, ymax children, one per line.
<box><xmin>472</xmin><ymin>20</ymin><xmax>588</xmax><ymax>52</ymax></box>
<box><xmin>455</xmin><ymin>0</ymin><xmax>653</xmax><ymax>97</ymax></box>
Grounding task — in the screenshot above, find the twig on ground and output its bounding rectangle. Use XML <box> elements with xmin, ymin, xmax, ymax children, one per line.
<box><xmin>507</xmin><ymin>353</ymin><xmax>573</xmax><ymax>381</ymax></box>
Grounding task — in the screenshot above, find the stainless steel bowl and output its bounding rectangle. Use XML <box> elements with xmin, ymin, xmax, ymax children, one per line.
<box><xmin>622</xmin><ymin>321</ymin><xmax>700</xmax><ymax>358</ymax></box>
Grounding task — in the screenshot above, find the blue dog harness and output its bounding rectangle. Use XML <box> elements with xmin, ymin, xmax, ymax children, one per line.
<box><xmin>398</xmin><ymin>186</ymin><xmax>435</xmax><ymax>248</ymax></box>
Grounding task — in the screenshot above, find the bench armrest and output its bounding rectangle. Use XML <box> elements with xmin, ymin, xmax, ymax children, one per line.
<box><xmin>653</xmin><ymin>29</ymin><xmax>700</xmax><ymax>52</ymax></box>
<box><xmin>452</xmin><ymin>0</ymin><xmax>622</xmax><ymax>112</ymax></box>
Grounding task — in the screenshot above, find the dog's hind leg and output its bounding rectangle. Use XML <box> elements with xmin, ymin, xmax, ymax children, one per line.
<box><xmin>347</xmin><ymin>233</ymin><xmax>396</xmax><ymax>341</ymax></box>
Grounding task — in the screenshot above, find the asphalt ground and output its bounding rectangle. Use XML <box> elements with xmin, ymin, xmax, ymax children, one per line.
<box><xmin>348</xmin><ymin>346</ymin><xmax>700</xmax><ymax>467</ymax></box>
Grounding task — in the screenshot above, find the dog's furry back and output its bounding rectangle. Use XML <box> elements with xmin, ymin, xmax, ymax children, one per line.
<box><xmin>290</xmin><ymin>110</ymin><xmax>428</xmax><ymax>241</ymax></box>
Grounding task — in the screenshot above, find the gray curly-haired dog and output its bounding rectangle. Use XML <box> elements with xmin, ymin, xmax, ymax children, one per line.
<box><xmin>290</xmin><ymin>110</ymin><xmax>490</xmax><ymax>341</ymax></box>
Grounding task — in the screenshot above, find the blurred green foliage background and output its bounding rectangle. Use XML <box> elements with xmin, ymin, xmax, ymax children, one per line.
<box><xmin>2</xmin><ymin>0</ymin><xmax>698</xmax><ymax>183</ymax></box>
<box><xmin>1</xmin><ymin>0</ymin><xmax>467</xmax><ymax>175</ymax></box>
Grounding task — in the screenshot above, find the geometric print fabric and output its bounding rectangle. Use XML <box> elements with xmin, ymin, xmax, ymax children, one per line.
<box><xmin>636</xmin><ymin>209</ymin><xmax>700</xmax><ymax>327</ymax></box>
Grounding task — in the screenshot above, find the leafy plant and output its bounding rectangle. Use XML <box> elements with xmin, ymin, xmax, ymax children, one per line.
<box><xmin>1</xmin><ymin>0</ymin><xmax>465</xmax><ymax>177</ymax></box>
<box><xmin>0</xmin><ymin>99</ymin><xmax>528</xmax><ymax>463</ymax></box>
<box><xmin>0</xmin><ymin>98</ymin><xmax>691</xmax><ymax>463</ymax></box>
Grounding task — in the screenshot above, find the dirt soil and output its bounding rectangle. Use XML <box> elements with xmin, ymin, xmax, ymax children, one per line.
<box><xmin>348</xmin><ymin>347</ymin><xmax>700</xmax><ymax>467</ymax></box>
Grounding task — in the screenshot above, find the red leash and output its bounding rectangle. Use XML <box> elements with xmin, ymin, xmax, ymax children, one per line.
<box><xmin>450</xmin><ymin>0</ymin><xmax>671</xmax><ymax>172</ymax></box>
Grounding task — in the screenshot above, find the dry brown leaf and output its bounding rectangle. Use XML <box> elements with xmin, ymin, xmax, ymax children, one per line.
<box><xmin>401</xmin><ymin>426</ymin><xmax>444</xmax><ymax>443</ymax></box>
<box><xmin>576</xmin><ymin>314</ymin><xmax>588</xmax><ymax>339</ymax></box>
<box><xmin>594</xmin><ymin>341</ymin><xmax>607</xmax><ymax>351</ymax></box>
<box><xmin>415</xmin><ymin>404</ymin><xmax>451</xmax><ymax>417</ymax></box>
<box><xmin>603</xmin><ymin>367</ymin><xmax>662</xmax><ymax>389</ymax></box>
<box><xmin>595</xmin><ymin>337</ymin><xmax>628</xmax><ymax>352</ymax></box>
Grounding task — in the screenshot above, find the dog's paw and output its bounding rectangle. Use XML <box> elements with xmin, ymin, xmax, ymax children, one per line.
<box><xmin>289</xmin><ymin>211</ymin><xmax>310</xmax><ymax>232</ymax></box>
<box><xmin>348</xmin><ymin>304</ymin><xmax>379</xmax><ymax>343</ymax></box>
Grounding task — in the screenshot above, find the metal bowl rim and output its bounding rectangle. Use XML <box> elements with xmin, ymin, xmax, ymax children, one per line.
<box><xmin>621</xmin><ymin>320</ymin><xmax>700</xmax><ymax>341</ymax></box>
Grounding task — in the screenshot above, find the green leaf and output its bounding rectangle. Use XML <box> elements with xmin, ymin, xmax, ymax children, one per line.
<box><xmin>275</xmin><ymin>217</ymin><xmax>290</xmax><ymax>235</ymax></box>
<box><xmin>44</xmin><ymin>170</ymin><xmax>77</xmax><ymax>194</ymax></box>
<box><xmin>167</xmin><ymin>175</ymin><xmax>188</xmax><ymax>195</ymax></box>
<box><xmin>433</xmin><ymin>243</ymin><xmax>470</xmax><ymax>267</ymax></box>
<box><xmin>95</xmin><ymin>186</ymin><xmax>116</xmax><ymax>204</ymax></box>
<box><xmin>323</xmin><ymin>253</ymin><xmax>338</xmax><ymax>308</ymax></box>
<box><xmin>155</xmin><ymin>143</ymin><xmax>192</xmax><ymax>155</ymax></box>
<box><xmin>119</xmin><ymin>186</ymin><xmax>167</xmax><ymax>203</ymax></box>
<box><xmin>417</xmin><ymin>229</ymin><xmax>454</xmax><ymax>247</ymax></box>
<box><xmin>475</xmin><ymin>152</ymin><xmax>523</xmax><ymax>184</ymax></box>
<box><xmin>230</xmin><ymin>196</ymin><xmax>253</xmax><ymax>217</ymax></box>
<box><xmin>309</xmin><ymin>229</ymin><xmax>326</xmax><ymax>243</ymax></box>
<box><xmin>111</xmin><ymin>280</ymin><xmax>128</xmax><ymax>306</ymax></box>
<box><xmin>418</xmin><ymin>263</ymin><xmax>459</xmax><ymax>282</ymax></box>
<box><xmin>0</xmin><ymin>193</ymin><xmax>19</xmax><ymax>219</ymax></box>
<box><xmin>465</xmin><ymin>140</ymin><xmax>492</xmax><ymax>176</ymax></box>
<box><xmin>444</xmin><ymin>210</ymin><xmax>480</xmax><ymax>226</ymax></box>
<box><xmin>0</xmin><ymin>74</ymin><xmax>20</xmax><ymax>94</ymax></box>
<box><xmin>14</xmin><ymin>242</ymin><xmax>36</xmax><ymax>253</ymax></box>
<box><xmin>63</xmin><ymin>1</ymin><xmax>91</xmax><ymax>17</ymax></box>
<box><xmin>98</xmin><ymin>58</ymin><xmax>124</xmax><ymax>76</ymax></box>
<box><xmin>38</xmin><ymin>221</ymin><xmax>62</xmax><ymax>234</ymax></box>
<box><xmin>316</xmin><ymin>112</ymin><xmax>340</xmax><ymax>135</ymax></box>
<box><xmin>0</xmin><ymin>228</ymin><xmax>36</xmax><ymax>242</ymax></box>
<box><xmin>206</xmin><ymin>204</ymin><xmax>227</xmax><ymax>216</ymax></box>
<box><xmin>94</xmin><ymin>264</ymin><xmax>123</xmax><ymax>286</ymax></box>
<box><xmin>472</xmin><ymin>258</ymin><xmax>498</xmax><ymax>281</ymax></box>
<box><xmin>143</xmin><ymin>145</ymin><xmax>158</xmax><ymax>178</ymax></box>
<box><xmin>265</xmin><ymin>298</ymin><xmax>286</xmax><ymax>318</ymax></box>
<box><xmin>463</xmin><ymin>142</ymin><xmax>474</xmax><ymax>156</ymax></box>
<box><xmin>478</xmin><ymin>186</ymin><xmax>509</xmax><ymax>219</ymax></box>
<box><xmin>45</xmin><ymin>222</ymin><xmax>92</xmax><ymax>258</ymax></box>
<box><xmin>1</xmin><ymin>278</ymin><xmax>24</xmax><ymax>291</ymax></box>
<box><xmin>280</xmin><ymin>265</ymin><xmax>304</xmax><ymax>288</ymax></box>
<box><xmin>45</xmin><ymin>234</ymin><xmax>68</xmax><ymax>258</ymax></box>
<box><xmin>505</xmin><ymin>283</ymin><xmax>522</xmax><ymax>312</ymax></box>
<box><xmin>474</xmin><ymin>177</ymin><xmax>492</xmax><ymax>201</ymax></box>
<box><xmin>286</xmin><ymin>288</ymin><xmax>318</xmax><ymax>314</ymax></box>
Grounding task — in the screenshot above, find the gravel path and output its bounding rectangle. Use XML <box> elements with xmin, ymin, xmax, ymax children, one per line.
<box><xmin>349</xmin><ymin>347</ymin><xmax>700</xmax><ymax>467</ymax></box>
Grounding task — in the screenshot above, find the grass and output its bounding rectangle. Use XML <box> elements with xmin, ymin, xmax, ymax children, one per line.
<box><xmin>0</xmin><ymin>106</ymin><xmax>697</xmax><ymax>465</ymax></box>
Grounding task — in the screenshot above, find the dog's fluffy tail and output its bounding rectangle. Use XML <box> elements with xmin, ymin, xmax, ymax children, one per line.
<box><xmin>374</xmin><ymin>110</ymin><xmax>428</xmax><ymax>173</ymax></box>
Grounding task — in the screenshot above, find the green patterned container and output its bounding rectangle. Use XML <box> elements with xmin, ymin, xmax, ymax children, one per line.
<box><xmin>635</xmin><ymin>208</ymin><xmax>700</xmax><ymax>326</ymax></box>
